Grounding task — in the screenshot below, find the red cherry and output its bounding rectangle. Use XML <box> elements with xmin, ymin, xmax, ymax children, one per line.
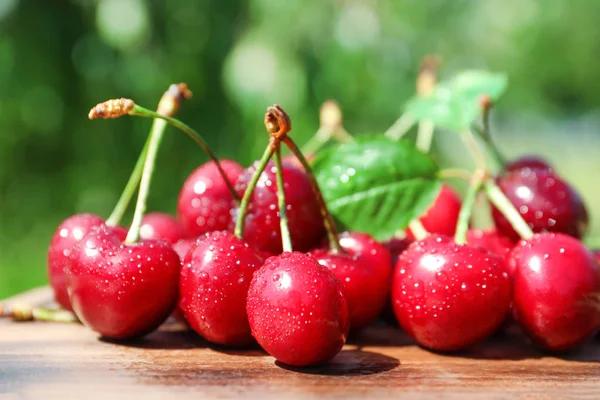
<box><xmin>47</xmin><ymin>213</ymin><xmax>107</xmax><ymax>311</ymax></box>
<box><xmin>179</xmin><ymin>231</ymin><xmax>263</xmax><ymax>346</ymax></box>
<box><xmin>68</xmin><ymin>225</ymin><xmax>180</xmax><ymax>339</ymax></box>
<box><xmin>511</xmin><ymin>233</ymin><xmax>600</xmax><ymax>351</ymax></box>
<box><xmin>140</xmin><ymin>212</ymin><xmax>185</xmax><ymax>244</ymax></box>
<box><xmin>246</xmin><ymin>252</ymin><xmax>349</xmax><ymax>366</ymax></box>
<box><xmin>466</xmin><ymin>229</ymin><xmax>514</xmax><ymax>259</ymax></box>
<box><xmin>406</xmin><ymin>185</ymin><xmax>461</xmax><ymax>239</ymax></box>
<box><xmin>171</xmin><ymin>238</ymin><xmax>198</xmax><ymax>324</ymax></box>
<box><xmin>311</xmin><ymin>232</ymin><xmax>392</xmax><ymax>331</ymax></box>
<box><xmin>233</xmin><ymin>162</ymin><xmax>325</xmax><ymax>254</ymax></box>
<box><xmin>392</xmin><ymin>235</ymin><xmax>512</xmax><ymax>351</ymax></box>
<box><xmin>505</xmin><ymin>155</ymin><xmax>552</xmax><ymax>172</ymax></box>
<box><xmin>177</xmin><ymin>160</ymin><xmax>244</xmax><ymax>238</ymax></box>
<box><xmin>492</xmin><ymin>169</ymin><xmax>589</xmax><ymax>241</ymax></box>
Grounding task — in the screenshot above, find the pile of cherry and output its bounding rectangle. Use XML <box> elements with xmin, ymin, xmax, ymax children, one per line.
<box><xmin>37</xmin><ymin>82</ymin><xmax>600</xmax><ymax>368</ymax></box>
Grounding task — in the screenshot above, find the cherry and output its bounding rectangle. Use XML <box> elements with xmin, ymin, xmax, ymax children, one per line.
<box><xmin>232</xmin><ymin>161</ymin><xmax>325</xmax><ymax>254</ymax></box>
<box><xmin>310</xmin><ymin>232</ymin><xmax>392</xmax><ymax>331</ymax></box>
<box><xmin>466</xmin><ymin>229</ymin><xmax>514</xmax><ymax>259</ymax></box>
<box><xmin>177</xmin><ymin>160</ymin><xmax>244</xmax><ymax>238</ymax></box>
<box><xmin>505</xmin><ymin>155</ymin><xmax>552</xmax><ymax>172</ymax></box>
<box><xmin>392</xmin><ymin>235</ymin><xmax>511</xmax><ymax>351</ymax></box>
<box><xmin>67</xmin><ymin>225</ymin><xmax>180</xmax><ymax>339</ymax></box>
<box><xmin>179</xmin><ymin>231</ymin><xmax>263</xmax><ymax>346</ymax></box>
<box><xmin>406</xmin><ymin>185</ymin><xmax>461</xmax><ymax>239</ymax></box>
<box><xmin>491</xmin><ymin>169</ymin><xmax>589</xmax><ymax>241</ymax></box>
<box><xmin>47</xmin><ymin>213</ymin><xmax>108</xmax><ymax>311</ymax></box>
<box><xmin>246</xmin><ymin>251</ymin><xmax>349</xmax><ymax>366</ymax></box>
<box><xmin>510</xmin><ymin>233</ymin><xmax>600</xmax><ymax>351</ymax></box>
<box><xmin>171</xmin><ymin>237</ymin><xmax>198</xmax><ymax>323</ymax></box>
<box><xmin>140</xmin><ymin>212</ymin><xmax>185</xmax><ymax>244</ymax></box>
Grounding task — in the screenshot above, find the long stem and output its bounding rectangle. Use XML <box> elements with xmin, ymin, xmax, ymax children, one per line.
<box><xmin>129</xmin><ymin>106</ymin><xmax>240</xmax><ymax>202</ymax></box>
<box><xmin>234</xmin><ymin>145</ymin><xmax>276</xmax><ymax>239</ymax></box>
<box><xmin>416</xmin><ymin>121</ymin><xmax>435</xmax><ymax>152</ymax></box>
<box><xmin>408</xmin><ymin>219</ymin><xmax>428</xmax><ymax>241</ymax></box>
<box><xmin>384</xmin><ymin>113</ymin><xmax>415</xmax><ymax>141</ymax></box>
<box><xmin>472</xmin><ymin>125</ymin><xmax>505</xmax><ymax>172</ymax></box>
<box><xmin>125</xmin><ymin>118</ymin><xmax>166</xmax><ymax>244</ymax></box>
<box><xmin>105</xmin><ymin>135</ymin><xmax>151</xmax><ymax>227</ymax></box>
<box><xmin>301</xmin><ymin>126</ymin><xmax>332</xmax><ymax>155</ymax></box>
<box><xmin>438</xmin><ymin>168</ymin><xmax>472</xmax><ymax>182</ymax></box>
<box><xmin>461</xmin><ymin>128</ymin><xmax>487</xmax><ymax>171</ymax></box>
<box><xmin>274</xmin><ymin>147</ymin><xmax>293</xmax><ymax>252</ymax></box>
<box><xmin>1</xmin><ymin>304</ymin><xmax>78</xmax><ymax>323</ymax></box>
<box><xmin>283</xmin><ymin>137</ymin><xmax>342</xmax><ymax>252</ymax></box>
<box><xmin>484</xmin><ymin>179</ymin><xmax>534</xmax><ymax>240</ymax></box>
<box><xmin>454</xmin><ymin>171</ymin><xmax>485</xmax><ymax>245</ymax></box>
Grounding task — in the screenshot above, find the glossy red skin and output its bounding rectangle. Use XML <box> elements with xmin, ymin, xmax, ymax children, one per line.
<box><xmin>505</xmin><ymin>155</ymin><xmax>552</xmax><ymax>172</ymax></box>
<box><xmin>171</xmin><ymin>238</ymin><xmax>198</xmax><ymax>324</ymax></box>
<box><xmin>492</xmin><ymin>169</ymin><xmax>589</xmax><ymax>241</ymax></box>
<box><xmin>311</xmin><ymin>240</ymin><xmax>391</xmax><ymax>330</ymax></box>
<box><xmin>179</xmin><ymin>231</ymin><xmax>263</xmax><ymax>346</ymax></box>
<box><xmin>140</xmin><ymin>212</ymin><xmax>185</xmax><ymax>244</ymax></box>
<box><xmin>381</xmin><ymin>238</ymin><xmax>412</xmax><ymax>324</ymax></box>
<box><xmin>177</xmin><ymin>160</ymin><xmax>244</xmax><ymax>238</ymax></box>
<box><xmin>246</xmin><ymin>252</ymin><xmax>349</xmax><ymax>366</ymax></box>
<box><xmin>406</xmin><ymin>185</ymin><xmax>461</xmax><ymax>240</ymax></box>
<box><xmin>47</xmin><ymin>213</ymin><xmax>107</xmax><ymax>311</ymax></box>
<box><xmin>466</xmin><ymin>229</ymin><xmax>514</xmax><ymax>259</ymax></box>
<box><xmin>232</xmin><ymin>162</ymin><xmax>325</xmax><ymax>254</ymax></box>
<box><xmin>67</xmin><ymin>225</ymin><xmax>180</xmax><ymax>340</ymax></box>
<box><xmin>392</xmin><ymin>235</ymin><xmax>512</xmax><ymax>351</ymax></box>
<box><xmin>510</xmin><ymin>233</ymin><xmax>600</xmax><ymax>352</ymax></box>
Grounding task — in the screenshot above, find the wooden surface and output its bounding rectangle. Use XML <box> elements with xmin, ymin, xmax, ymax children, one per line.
<box><xmin>1</xmin><ymin>287</ymin><xmax>600</xmax><ymax>399</ymax></box>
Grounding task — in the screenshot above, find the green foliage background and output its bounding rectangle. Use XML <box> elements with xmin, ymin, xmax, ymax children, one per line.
<box><xmin>1</xmin><ymin>0</ymin><xmax>600</xmax><ymax>298</ymax></box>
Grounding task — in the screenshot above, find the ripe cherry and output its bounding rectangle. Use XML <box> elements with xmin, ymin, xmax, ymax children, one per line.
<box><xmin>179</xmin><ymin>231</ymin><xmax>263</xmax><ymax>346</ymax></box>
<box><xmin>392</xmin><ymin>235</ymin><xmax>511</xmax><ymax>351</ymax></box>
<box><xmin>232</xmin><ymin>162</ymin><xmax>325</xmax><ymax>254</ymax></box>
<box><xmin>47</xmin><ymin>213</ymin><xmax>107</xmax><ymax>311</ymax></box>
<box><xmin>310</xmin><ymin>232</ymin><xmax>392</xmax><ymax>331</ymax></box>
<box><xmin>247</xmin><ymin>252</ymin><xmax>349</xmax><ymax>366</ymax></box>
<box><xmin>140</xmin><ymin>212</ymin><xmax>184</xmax><ymax>244</ymax></box>
<box><xmin>505</xmin><ymin>155</ymin><xmax>552</xmax><ymax>172</ymax></box>
<box><xmin>510</xmin><ymin>233</ymin><xmax>600</xmax><ymax>352</ymax></box>
<box><xmin>67</xmin><ymin>225</ymin><xmax>180</xmax><ymax>339</ymax></box>
<box><xmin>491</xmin><ymin>169</ymin><xmax>589</xmax><ymax>241</ymax></box>
<box><xmin>177</xmin><ymin>160</ymin><xmax>244</xmax><ymax>238</ymax></box>
<box><xmin>466</xmin><ymin>229</ymin><xmax>514</xmax><ymax>259</ymax></box>
<box><xmin>406</xmin><ymin>185</ymin><xmax>461</xmax><ymax>239</ymax></box>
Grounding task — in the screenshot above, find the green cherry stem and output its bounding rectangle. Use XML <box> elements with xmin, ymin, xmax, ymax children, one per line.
<box><xmin>301</xmin><ymin>126</ymin><xmax>332</xmax><ymax>155</ymax></box>
<box><xmin>283</xmin><ymin>136</ymin><xmax>342</xmax><ymax>253</ymax></box>
<box><xmin>384</xmin><ymin>112</ymin><xmax>415</xmax><ymax>141</ymax></box>
<box><xmin>233</xmin><ymin>145</ymin><xmax>276</xmax><ymax>239</ymax></box>
<box><xmin>416</xmin><ymin>120</ymin><xmax>435</xmax><ymax>152</ymax></box>
<box><xmin>105</xmin><ymin>124</ymin><xmax>151</xmax><ymax>227</ymax></box>
<box><xmin>438</xmin><ymin>168</ymin><xmax>472</xmax><ymax>182</ymax></box>
<box><xmin>461</xmin><ymin>128</ymin><xmax>487</xmax><ymax>171</ymax></box>
<box><xmin>454</xmin><ymin>170</ymin><xmax>486</xmax><ymax>245</ymax></box>
<box><xmin>125</xmin><ymin>117</ymin><xmax>166</xmax><ymax>244</ymax></box>
<box><xmin>484</xmin><ymin>178</ymin><xmax>534</xmax><ymax>240</ymax></box>
<box><xmin>128</xmin><ymin>106</ymin><xmax>240</xmax><ymax>202</ymax></box>
<box><xmin>408</xmin><ymin>219</ymin><xmax>428</xmax><ymax>241</ymax></box>
<box><xmin>273</xmin><ymin>146</ymin><xmax>293</xmax><ymax>252</ymax></box>
<box><xmin>0</xmin><ymin>303</ymin><xmax>78</xmax><ymax>323</ymax></box>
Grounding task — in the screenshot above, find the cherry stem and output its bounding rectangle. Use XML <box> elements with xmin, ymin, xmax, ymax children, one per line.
<box><xmin>484</xmin><ymin>179</ymin><xmax>534</xmax><ymax>240</ymax></box>
<box><xmin>438</xmin><ymin>168</ymin><xmax>472</xmax><ymax>182</ymax></box>
<box><xmin>233</xmin><ymin>145</ymin><xmax>276</xmax><ymax>239</ymax></box>
<box><xmin>408</xmin><ymin>219</ymin><xmax>428</xmax><ymax>241</ymax></box>
<box><xmin>301</xmin><ymin>100</ymin><xmax>352</xmax><ymax>155</ymax></box>
<box><xmin>125</xmin><ymin>116</ymin><xmax>167</xmax><ymax>244</ymax></box>
<box><xmin>302</xmin><ymin>126</ymin><xmax>332</xmax><ymax>155</ymax></box>
<box><xmin>128</xmin><ymin>106</ymin><xmax>240</xmax><ymax>203</ymax></box>
<box><xmin>472</xmin><ymin>125</ymin><xmax>505</xmax><ymax>172</ymax></box>
<box><xmin>454</xmin><ymin>170</ymin><xmax>486</xmax><ymax>245</ymax></box>
<box><xmin>106</xmin><ymin>136</ymin><xmax>150</xmax><ymax>226</ymax></box>
<box><xmin>461</xmin><ymin>128</ymin><xmax>487</xmax><ymax>171</ymax></box>
<box><xmin>384</xmin><ymin>112</ymin><xmax>415</xmax><ymax>141</ymax></box>
<box><xmin>283</xmin><ymin>136</ymin><xmax>342</xmax><ymax>252</ymax></box>
<box><xmin>273</xmin><ymin>146</ymin><xmax>293</xmax><ymax>252</ymax></box>
<box><xmin>0</xmin><ymin>303</ymin><xmax>78</xmax><ymax>323</ymax></box>
<box><xmin>416</xmin><ymin>121</ymin><xmax>435</xmax><ymax>152</ymax></box>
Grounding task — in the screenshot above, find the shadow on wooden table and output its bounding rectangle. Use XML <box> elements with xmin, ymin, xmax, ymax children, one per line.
<box><xmin>276</xmin><ymin>349</ymin><xmax>400</xmax><ymax>376</ymax></box>
<box><xmin>99</xmin><ymin>324</ymin><xmax>208</xmax><ymax>350</ymax></box>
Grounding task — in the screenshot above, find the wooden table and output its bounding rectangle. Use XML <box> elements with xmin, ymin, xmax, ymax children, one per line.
<box><xmin>1</xmin><ymin>287</ymin><xmax>599</xmax><ymax>399</ymax></box>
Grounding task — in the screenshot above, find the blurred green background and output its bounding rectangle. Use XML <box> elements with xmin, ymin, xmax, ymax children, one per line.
<box><xmin>1</xmin><ymin>0</ymin><xmax>599</xmax><ymax>298</ymax></box>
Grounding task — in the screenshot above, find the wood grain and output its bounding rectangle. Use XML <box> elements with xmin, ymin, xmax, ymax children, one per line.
<box><xmin>1</xmin><ymin>287</ymin><xmax>599</xmax><ymax>399</ymax></box>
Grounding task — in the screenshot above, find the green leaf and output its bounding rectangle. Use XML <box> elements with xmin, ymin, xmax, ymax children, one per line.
<box><xmin>313</xmin><ymin>135</ymin><xmax>442</xmax><ymax>241</ymax></box>
<box><xmin>405</xmin><ymin>70</ymin><xmax>508</xmax><ymax>131</ymax></box>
